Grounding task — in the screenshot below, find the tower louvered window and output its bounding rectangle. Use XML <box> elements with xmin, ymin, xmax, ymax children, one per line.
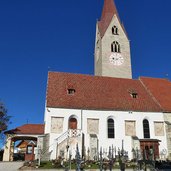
<box><xmin>143</xmin><ymin>119</ymin><xmax>150</xmax><ymax>138</ymax></box>
<box><xmin>112</xmin><ymin>26</ymin><xmax>119</xmax><ymax>35</ymax></box>
<box><xmin>108</xmin><ymin>118</ymin><xmax>115</xmax><ymax>138</ymax></box>
<box><xmin>111</xmin><ymin>41</ymin><xmax>121</xmax><ymax>53</ymax></box>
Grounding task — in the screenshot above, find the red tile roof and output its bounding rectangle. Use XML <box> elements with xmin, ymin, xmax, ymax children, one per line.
<box><xmin>5</xmin><ymin>124</ymin><xmax>44</xmax><ymax>135</ymax></box>
<box><xmin>46</xmin><ymin>72</ymin><xmax>162</xmax><ymax>112</ymax></box>
<box><xmin>140</xmin><ymin>77</ymin><xmax>171</xmax><ymax>112</ymax></box>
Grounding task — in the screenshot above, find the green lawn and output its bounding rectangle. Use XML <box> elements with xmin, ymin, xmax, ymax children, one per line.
<box><xmin>39</xmin><ymin>161</ymin><xmax>129</xmax><ymax>169</ymax></box>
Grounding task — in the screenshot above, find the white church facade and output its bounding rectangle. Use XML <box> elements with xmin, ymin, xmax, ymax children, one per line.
<box><xmin>44</xmin><ymin>73</ymin><xmax>168</xmax><ymax>160</ymax></box>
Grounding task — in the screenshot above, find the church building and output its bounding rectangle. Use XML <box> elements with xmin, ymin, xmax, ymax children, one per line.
<box><xmin>3</xmin><ymin>0</ymin><xmax>171</xmax><ymax>162</ymax></box>
<box><xmin>44</xmin><ymin>0</ymin><xmax>171</xmax><ymax>160</ymax></box>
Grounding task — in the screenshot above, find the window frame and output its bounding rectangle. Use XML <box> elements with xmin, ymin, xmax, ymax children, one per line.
<box><xmin>143</xmin><ymin>119</ymin><xmax>150</xmax><ymax>138</ymax></box>
<box><xmin>112</xmin><ymin>26</ymin><xmax>119</xmax><ymax>35</ymax></box>
<box><xmin>107</xmin><ymin>118</ymin><xmax>115</xmax><ymax>138</ymax></box>
<box><xmin>111</xmin><ymin>41</ymin><xmax>121</xmax><ymax>53</ymax></box>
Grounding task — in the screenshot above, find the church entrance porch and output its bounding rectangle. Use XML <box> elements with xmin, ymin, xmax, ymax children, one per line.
<box><xmin>2</xmin><ymin>124</ymin><xmax>44</xmax><ymax>162</ymax></box>
<box><xmin>140</xmin><ymin>139</ymin><xmax>161</xmax><ymax>160</ymax></box>
<box><xmin>3</xmin><ymin>135</ymin><xmax>37</xmax><ymax>161</ymax></box>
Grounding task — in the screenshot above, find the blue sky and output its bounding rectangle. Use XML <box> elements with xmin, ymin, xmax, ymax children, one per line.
<box><xmin>0</xmin><ymin>0</ymin><xmax>171</xmax><ymax>133</ymax></box>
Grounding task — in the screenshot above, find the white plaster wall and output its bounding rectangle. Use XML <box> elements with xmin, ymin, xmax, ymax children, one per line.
<box><xmin>96</xmin><ymin>14</ymin><xmax>132</xmax><ymax>79</ymax></box>
<box><xmin>45</xmin><ymin>108</ymin><xmax>82</xmax><ymax>133</ymax></box>
<box><xmin>82</xmin><ymin>110</ymin><xmax>167</xmax><ymax>159</ymax></box>
<box><xmin>44</xmin><ymin>108</ymin><xmax>82</xmax><ymax>159</ymax></box>
<box><xmin>45</xmin><ymin>107</ymin><xmax>167</xmax><ymax>160</ymax></box>
<box><xmin>163</xmin><ymin>112</ymin><xmax>171</xmax><ymax>159</ymax></box>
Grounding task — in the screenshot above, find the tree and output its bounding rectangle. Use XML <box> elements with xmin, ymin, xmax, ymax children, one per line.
<box><xmin>0</xmin><ymin>102</ymin><xmax>10</xmax><ymax>134</ymax></box>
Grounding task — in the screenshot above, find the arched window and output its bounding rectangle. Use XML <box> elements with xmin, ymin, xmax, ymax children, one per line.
<box><xmin>108</xmin><ymin>118</ymin><xmax>115</xmax><ymax>138</ymax></box>
<box><xmin>111</xmin><ymin>41</ymin><xmax>121</xmax><ymax>53</ymax></box>
<box><xmin>143</xmin><ymin>119</ymin><xmax>150</xmax><ymax>138</ymax></box>
<box><xmin>112</xmin><ymin>26</ymin><xmax>119</xmax><ymax>35</ymax></box>
<box><xmin>69</xmin><ymin>118</ymin><xmax>77</xmax><ymax>129</ymax></box>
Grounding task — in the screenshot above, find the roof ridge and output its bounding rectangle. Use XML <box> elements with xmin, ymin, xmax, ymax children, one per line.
<box><xmin>48</xmin><ymin>71</ymin><xmax>137</xmax><ymax>81</ymax></box>
<box><xmin>22</xmin><ymin>123</ymin><xmax>44</xmax><ymax>125</ymax></box>
<box><xmin>139</xmin><ymin>78</ymin><xmax>163</xmax><ymax>111</ymax></box>
<box><xmin>140</xmin><ymin>76</ymin><xmax>170</xmax><ymax>81</ymax></box>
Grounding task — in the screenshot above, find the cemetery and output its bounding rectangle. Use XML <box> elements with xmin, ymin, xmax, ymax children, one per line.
<box><xmin>20</xmin><ymin>142</ymin><xmax>170</xmax><ymax>171</ymax></box>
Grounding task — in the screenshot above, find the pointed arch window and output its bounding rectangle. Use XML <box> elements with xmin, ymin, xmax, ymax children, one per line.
<box><xmin>108</xmin><ymin>118</ymin><xmax>115</xmax><ymax>138</ymax></box>
<box><xmin>143</xmin><ymin>119</ymin><xmax>150</xmax><ymax>138</ymax></box>
<box><xmin>112</xmin><ymin>26</ymin><xmax>119</xmax><ymax>35</ymax></box>
<box><xmin>111</xmin><ymin>41</ymin><xmax>121</xmax><ymax>53</ymax></box>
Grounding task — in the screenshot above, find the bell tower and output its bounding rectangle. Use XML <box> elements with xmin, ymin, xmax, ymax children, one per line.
<box><xmin>94</xmin><ymin>0</ymin><xmax>132</xmax><ymax>79</ymax></box>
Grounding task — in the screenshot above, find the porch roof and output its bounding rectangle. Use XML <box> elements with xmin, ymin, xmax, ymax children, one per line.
<box><xmin>4</xmin><ymin>124</ymin><xmax>44</xmax><ymax>135</ymax></box>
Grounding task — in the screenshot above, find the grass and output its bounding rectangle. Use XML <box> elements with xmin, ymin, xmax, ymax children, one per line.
<box><xmin>39</xmin><ymin>161</ymin><xmax>56</xmax><ymax>169</ymax></box>
<box><xmin>39</xmin><ymin>161</ymin><xmax>127</xmax><ymax>169</ymax></box>
<box><xmin>39</xmin><ymin>160</ymin><xmax>148</xmax><ymax>170</ymax></box>
<box><xmin>39</xmin><ymin>161</ymin><xmax>102</xmax><ymax>169</ymax></box>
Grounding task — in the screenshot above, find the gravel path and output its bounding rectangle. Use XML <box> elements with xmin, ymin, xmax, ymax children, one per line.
<box><xmin>0</xmin><ymin>161</ymin><xmax>24</xmax><ymax>171</ymax></box>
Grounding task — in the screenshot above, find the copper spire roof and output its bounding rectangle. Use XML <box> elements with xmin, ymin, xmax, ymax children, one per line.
<box><xmin>98</xmin><ymin>0</ymin><xmax>120</xmax><ymax>37</ymax></box>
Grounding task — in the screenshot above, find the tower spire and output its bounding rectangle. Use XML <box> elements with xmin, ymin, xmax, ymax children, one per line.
<box><xmin>98</xmin><ymin>0</ymin><xmax>120</xmax><ymax>37</ymax></box>
<box><xmin>101</xmin><ymin>0</ymin><xmax>118</xmax><ymax>21</ymax></box>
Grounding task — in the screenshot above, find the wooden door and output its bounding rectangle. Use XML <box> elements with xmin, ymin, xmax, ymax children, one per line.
<box><xmin>69</xmin><ymin>118</ymin><xmax>77</xmax><ymax>129</ymax></box>
<box><xmin>140</xmin><ymin>140</ymin><xmax>160</xmax><ymax>159</ymax></box>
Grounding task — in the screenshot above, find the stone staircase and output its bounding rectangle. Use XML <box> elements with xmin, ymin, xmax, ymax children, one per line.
<box><xmin>56</xmin><ymin>129</ymin><xmax>82</xmax><ymax>158</ymax></box>
<box><xmin>37</xmin><ymin>129</ymin><xmax>82</xmax><ymax>161</ymax></box>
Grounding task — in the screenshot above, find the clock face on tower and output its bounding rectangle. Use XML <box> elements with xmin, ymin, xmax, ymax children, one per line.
<box><xmin>109</xmin><ymin>53</ymin><xmax>124</xmax><ymax>66</ymax></box>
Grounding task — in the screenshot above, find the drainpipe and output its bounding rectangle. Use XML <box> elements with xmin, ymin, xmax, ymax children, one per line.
<box><xmin>81</xmin><ymin>109</ymin><xmax>84</xmax><ymax>158</ymax></box>
<box><xmin>81</xmin><ymin>109</ymin><xmax>83</xmax><ymax>130</ymax></box>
